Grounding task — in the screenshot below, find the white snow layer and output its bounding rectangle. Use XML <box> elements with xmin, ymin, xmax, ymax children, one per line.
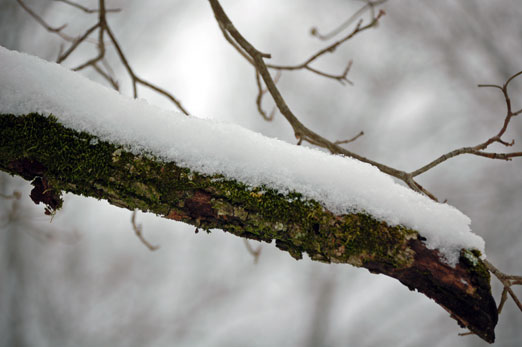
<box><xmin>0</xmin><ymin>46</ymin><xmax>485</xmax><ymax>264</ymax></box>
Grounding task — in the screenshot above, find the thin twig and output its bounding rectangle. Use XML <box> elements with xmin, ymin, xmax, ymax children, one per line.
<box><xmin>104</xmin><ymin>22</ymin><xmax>190</xmax><ymax>114</ymax></box>
<box><xmin>57</xmin><ymin>23</ymin><xmax>100</xmax><ymax>63</ymax></box>
<box><xmin>212</xmin><ymin>0</ymin><xmax>377</xmax><ymax>123</ymax></box>
<box><xmin>55</xmin><ymin>0</ymin><xmax>121</xmax><ymax>14</ymax></box>
<box><xmin>484</xmin><ymin>259</ymin><xmax>522</xmax><ymax>312</ymax></box>
<box><xmin>17</xmin><ymin>0</ymin><xmax>72</xmax><ymax>40</ymax></box>
<box><xmin>243</xmin><ymin>239</ymin><xmax>262</xmax><ymax>264</ymax></box>
<box><xmin>92</xmin><ymin>63</ymin><xmax>120</xmax><ymax>90</ymax></box>
<box><xmin>458</xmin><ymin>331</ymin><xmax>475</xmax><ymax>337</ymax></box>
<box><xmin>209</xmin><ymin>0</ymin><xmax>426</xmax><ymax>197</ymax></box>
<box><xmin>266</xmin><ymin>15</ymin><xmax>382</xmax><ymax>84</ymax></box>
<box><xmin>410</xmin><ymin>70</ymin><xmax>522</xmax><ymax>178</ymax></box>
<box><xmin>255</xmin><ymin>70</ymin><xmax>281</xmax><ymax>121</ymax></box>
<box><xmin>17</xmin><ymin>0</ymin><xmax>189</xmax><ymax>115</ymax></box>
<box><xmin>210</xmin><ymin>0</ymin><xmax>522</xmax><ymax>202</ymax></box>
<box><xmin>311</xmin><ymin>0</ymin><xmax>387</xmax><ymax>40</ymax></box>
<box><xmin>131</xmin><ymin>210</ymin><xmax>159</xmax><ymax>251</ymax></box>
<box><xmin>334</xmin><ymin>130</ymin><xmax>364</xmax><ymax>145</ymax></box>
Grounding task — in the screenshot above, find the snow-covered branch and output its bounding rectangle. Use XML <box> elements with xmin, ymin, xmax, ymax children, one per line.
<box><xmin>0</xmin><ymin>46</ymin><xmax>498</xmax><ymax>342</ymax></box>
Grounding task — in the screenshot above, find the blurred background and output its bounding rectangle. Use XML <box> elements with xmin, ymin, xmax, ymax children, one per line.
<box><xmin>1</xmin><ymin>0</ymin><xmax>521</xmax><ymax>346</ymax></box>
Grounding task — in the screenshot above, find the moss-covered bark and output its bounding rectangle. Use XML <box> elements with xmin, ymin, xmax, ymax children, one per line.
<box><xmin>0</xmin><ymin>113</ymin><xmax>497</xmax><ymax>342</ymax></box>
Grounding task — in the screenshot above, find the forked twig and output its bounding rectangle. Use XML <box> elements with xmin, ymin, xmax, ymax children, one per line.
<box><xmin>55</xmin><ymin>0</ymin><xmax>121</xmax><ymax>14</ymax></box>
<box><xmin>209</xmin><ymin>0</ymin><xmax>522</xmax><ymax>203</ymax></box>
<box><xmin>255</xmin><ymin>70</ymin><xmax>281</xmax><ymax>121</ymax></box>
<box><xmin>311</xmin><ymin>0</ymin><xmax>387</xmax><ymax>40</ymax></box>
<box><xmin>484</xmin><ymin>260</ymin><xmax>522</xmax><ymax>312</ymax></box>
<box><xmin>17</xmin><ymin>0</ymin><xmax>189</xmax><ymax>115</ymax></box>
<box><xmin>460</xmin><ymin>260</ymin><xmax>522</xmax><ymax>338</ymax></box>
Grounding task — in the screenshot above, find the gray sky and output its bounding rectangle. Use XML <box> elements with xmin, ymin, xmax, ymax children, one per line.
<box><xmin>1</xmin><ymin>1</ymin><xmax>521</xmax><ymax>346</ymax></box>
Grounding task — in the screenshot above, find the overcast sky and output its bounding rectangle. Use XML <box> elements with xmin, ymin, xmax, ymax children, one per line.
<box><xmin>1</xmin><ymin>1</ymin><xmax>521</xmax><ymax>346</ymax></box>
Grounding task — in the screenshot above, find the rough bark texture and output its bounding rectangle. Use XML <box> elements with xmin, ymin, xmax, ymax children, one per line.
<box><xmin>0</xmin><ymin>113</ymin><xmax>498</xmax><ymax>342</ymax></box>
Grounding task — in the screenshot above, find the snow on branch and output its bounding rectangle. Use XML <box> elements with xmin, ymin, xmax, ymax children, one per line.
<box><xmin>0</xmin><ymin>45</ymin><xmax>499</xmax><ymax>342</ymax></box>
<box><xmin>209</xmin><ymin>0</ymin><xmax>522</xmax><ymax>204</ymax></box>
<box><xmin>16</xmin><ymin>0</ymin><xmax>189</xmax><ymax>114</ymax></box>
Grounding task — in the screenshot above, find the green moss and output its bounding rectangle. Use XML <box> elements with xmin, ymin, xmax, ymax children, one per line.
<box><xmin>460</xmin><ymin>249</ymin><xmax>491</xmax><ymax>284</ymax></box>
<box><xmin>0</xmin><ymin>113</ymin><xmax>418</xmax><ymax>268</ymax></box>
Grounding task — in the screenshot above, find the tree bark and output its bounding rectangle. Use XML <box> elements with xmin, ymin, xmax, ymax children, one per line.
<box><xmin>0</xmin><ymin>113</ymin><xmax>498</xmax><ymax>342</ymax></box>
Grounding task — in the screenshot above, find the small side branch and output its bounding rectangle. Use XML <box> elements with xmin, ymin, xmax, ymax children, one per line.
<box><xmin>17</xmin><ymin>0</ymin><xmax>189</xmax><ymax>115</ymax></box>
<box><xmin>484</xmin><ymin>260</ymin><xmax>522</xmax><ymax>313</ymax></box>
<box><xmin>334</xmin><ymin>130</ymin><xmax>364</xmax><ymax>145</ymax></box>
<box><xmin>131</xmin><ymin>210</ymin><xmax>159</xmax><ymax>251</ymax></box>
<box><xmin>410</xmin><ymin>70</ymin><xmax>522</xmax><ymax>178</ymax></box>
<box><xmin>55</xmin><ymin>0</ymin><xmax>121</xmax><ymax>14</ymax></box>
<box><xmin>208</xmin><ymin>0</ymin><xmax>430</xmax><ymax>199</ymax></box>
<box><xmin>209</xmin><ymin>0</ymin><xmax>522</xmax><ymax>206</ymax></box>
<box><xmin>311</xmin><ymin>0</ymin><xmax>387</xmax><ymax>41</ymax></box>
<box><xmin>17</xmin><ymin>0</ymin><xmax>72</xmax><ymax>40</ymax></box>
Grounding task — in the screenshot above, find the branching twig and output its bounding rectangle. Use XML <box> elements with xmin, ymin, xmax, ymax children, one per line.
<box><xmin>411</xmin><ymin>71</ymin><xmax>522</xmax><ymax>177</ymax></box>
<box><xmin>131</xmin><ymin>210</ymin><xmax>159</xmax><ymax>251</ymax></box>
<box><xmin>460</xmin><ymin>260</ymin><xmax>522</xmax><ymax>338</ymax></box>
<box><xmin>209</xmin><ymin>0</ymin><xmax>426</xmax><ymax>196</ymax></box>
<box><xmin>55</xmin><ymin>0</ymin><xmax>121</xmax><ymax>14</ymax></box>
<box><xmin>92</xmin><ymin>62</ymin><xmax>120</xmax><ymax>90</ymax></box>
<box><xmin>215</xmin><ymin>0</ymin><xmax>381</xmax><ymax>122</ymax></box>
<box><xmin>209</xmin><ymin>0</ymin><xmax>522</xmax><ymax>204</ymax></box>
<box><xmin>484</xmin><ymin>260</ymin><xmax>522</xmax><ymax>313</ymax></box>
<box><xmin>17</xmin><ymin>0</ymin><xmax>189</xmax><ymax>115</ymax></box>
<box><xmin>263</xmin><ymin>2</ymin><xmax>387</xmax><ymax>84</ymax></box>
<box><xmin>16</xmin><ymin>0</ymin><xmax>72</xmax><ymax>40</ymax></box>
<box><xmin>255</xmin><ymin>70</ymin><xmax>281</xmax><ymax>121</ymax></box>
<box><xmin>56</xmin><ymin>22</ymin><xmax>100</xmax><ymax>63</ymax></box>
<box><xmin>311</xmin><ymin>0</ymin><xmax>387</xmax><ymax>40</ymax></box>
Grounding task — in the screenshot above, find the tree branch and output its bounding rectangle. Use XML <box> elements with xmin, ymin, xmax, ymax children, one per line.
<box><xmin>0</xmin><ymin>113</ymin><xmax>498</xmax><ymax>342</ymax></box>
<box><xmin>209</xmin><ymin>0</ymin><xmax>522</xmax><ymax>205</ymax></box>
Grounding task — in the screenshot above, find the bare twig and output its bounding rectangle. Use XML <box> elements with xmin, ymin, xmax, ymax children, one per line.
<box><xmin>255</xmin><ymin>70</ymin><xmax>281</xmax><ymax>121</ymax></box>
<box><xmin>57</xmin><ymin>22</ymin><xmax>100</xmax><ymax>63</ymax></box>
<box><xmin>91</xmin><ymin>63</ymin><xmax>120</xmax><ymax>90</ymax></box>
<box><xmin>311</xmin><ymin>0</ymin><xmax>387</xmax><ymax>41</ymax></box>
<box><xmin>17</xmin><ymin>0</ymin><xmax>189</xmax><ymax>114</ymax></box>
<box><xmin>484</xmin><ymin>260</ymin><xmax>522</xmax><ymax>313</ymax></box>
<box><xmin>16</xmin><ymin>0</ymin><xmax>72</xmax><ymax>40</ymax></box>
<box><xmin>460</xmin><ymin>260</ymin><xmax>522</xmax><ymax>338</ymax></box>
<box><xmin>243</xmin><ymin>239</ymin><xmax>262</xmax><ymax>264</ymax></box>
<box><xmin>209</xmin><ymin>0</ymin><xmax>427</xmax><ymax>197</ymax></box>
<box><xmin>213</xmin><ymin>0</ymin><xmax>381</xmax><ymax>122</ymax></box>
<box><xmin>334</xmin><ymin>130</ymin><xmax>364</xmax><ymax>145</ymax></box>
<box><xmin>410</xmin><ymin>70</ymin><xmax>522</xmax><ymax>177</ymax></box>
<box><xmin>209</xmin><ymin>0</ymin><xmax>522</xmax><ymax>203</ymax></box>
<box><xmin>266</xmin><ymin>17</ymin><xmax>375</xmax><ymax>85</ymax></box>
<box><xmin>262</xmin><ymin>1</ymin><xmax>387</xmax><ymax>85</ymax></box>
<box><xmin>131</xmin><ymin>210</ymin><xmax>159</xmax><ymax>251</ymax></box>
<box><xmin>55</xmin><ymin>0</ymin><xmax>121</xmax><ymax>14</ymax></box>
